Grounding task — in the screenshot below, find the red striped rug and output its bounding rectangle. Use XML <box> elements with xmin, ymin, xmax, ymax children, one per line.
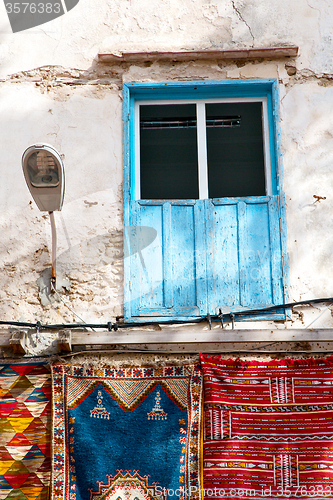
<box><xmin>200</xmin><ymin>354</ymin><xmax>333</xmax><ymax>500</ymax></box>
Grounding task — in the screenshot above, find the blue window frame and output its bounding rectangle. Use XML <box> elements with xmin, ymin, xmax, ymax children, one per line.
<box><xmin>123</xmin><ymin>80</ymin><xmax>289</xmax><ymax>323</ymax></box>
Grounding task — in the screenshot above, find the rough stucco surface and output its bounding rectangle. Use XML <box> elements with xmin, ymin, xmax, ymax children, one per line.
<box><xmin>1</xmin><ymin>0</ymin><xmax>333</xmax><ymax>339</ymax></box>
<box><xmin>0</xmin><ymin>0</ymin><xmax>332</xmax><ymax>76</ymax></box>
<box><xmin>282</xmin><ymin>83</ymin><xmax>333</xmax><ymax>306</ymax></box>
<box><xmin>0</xmin><ymin>80</ymin><xmax>124</xmax><ymax>323</ymax></box>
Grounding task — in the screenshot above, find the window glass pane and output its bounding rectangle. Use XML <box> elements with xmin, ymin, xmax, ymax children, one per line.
<box><xmin>140</xmin><ymin>104</ymin><xmax>199</xmax><ymax>199</ymax></box>
<box><xmin>206</xmin><ymin>102</ymin><xmax>266</xmax><ymax>198</ymax></box>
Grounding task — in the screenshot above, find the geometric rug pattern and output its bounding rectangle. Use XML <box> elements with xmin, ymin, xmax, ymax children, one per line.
<box><xmin>0</xmin><ymin>363</ymin><xmax>51</xmax><ymax>500</ymax></box>
<box><xmin>51</xmin><ymin>363</ymin><xmax>203</xmax><ymax>500</ymax></box>
<box><xmin>200</xmin><ymin>354</ymin><xmax>333</xmax><ymax>500</ymax></box>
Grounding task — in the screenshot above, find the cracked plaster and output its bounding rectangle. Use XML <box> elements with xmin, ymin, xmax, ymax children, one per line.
<box><xmin>1</xmin><ymin>1</ymin><xmax>333</xmax><ymax>356</ymax></box>
<box><xmin>0</xmin><ymin>0</ymin><xmax>329</xmax><ymax>76</ymax></box>
<box><xmin>2</xmin><ymin>61</ymin><xmax>333</xmax><ymax>333</ymax></box>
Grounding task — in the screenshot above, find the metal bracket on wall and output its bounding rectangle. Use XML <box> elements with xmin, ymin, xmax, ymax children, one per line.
<box><xmin>9</xmin><ymin>331</ymin><xmax>27</xmax><ymax>355</ymax></box>
<box><xmin>58</xmin><ymin>330</ymin><xmax>72</xmax><ymax>352</ymax></box>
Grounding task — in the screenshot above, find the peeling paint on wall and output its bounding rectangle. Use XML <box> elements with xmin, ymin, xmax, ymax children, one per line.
<box><xmin>0</xmin><ymin>0</ymin><xmax>333</xmax><ymax>357</ymax></box>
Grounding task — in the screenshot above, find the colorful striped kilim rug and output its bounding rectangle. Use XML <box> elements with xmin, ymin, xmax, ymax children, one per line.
<box><xmin>0</xmin><ymin>363</ymin><xmax>51</xmax><ymax>500</ymax></box>
<box><xmin>51</xmin><ymin>363</ymin><xmax>203</xmax><ymax>500</ymax></box>
<box><xmin>201</xmin><ymin>354</ymin><xmax>333</xmax><ymax>500</ymax></box>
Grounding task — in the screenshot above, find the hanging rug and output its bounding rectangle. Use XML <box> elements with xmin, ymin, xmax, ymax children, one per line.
<box><xmin>200</xmin><ymin>354</ymin><xmax>333</xmax><ymax>500</ymax></box>
<box><xmin>51</xmin><ymin>363</ymin><xmax>203</xmax><ymax>500</ymax></box>
<box><xmin>0</xmin><ymin>362</ymin><xmax>51</xmax><ymax>500</ymax></box>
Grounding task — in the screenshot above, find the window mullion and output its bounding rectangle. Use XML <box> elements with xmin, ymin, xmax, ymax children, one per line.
<box><xmin>134</xmin><ymin>101</ymin><xmax>141</xmax><ymax>200</ymax></box>
<box><xmin>196</xmin><ymin>102</ymin><xmax>209</xmax><ymax>199</ymax></box>
<box><xmin>262</xmin><ymin>99</ymin><xmax>273</xmax><ymax>196</ymax></box>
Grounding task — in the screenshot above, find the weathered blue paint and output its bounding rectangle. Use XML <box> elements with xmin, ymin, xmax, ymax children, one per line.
<box><xmin>123</xmin><ymin>80</ymin><xmax>289</xmax><ymax>322</ymax></box>
<box><xmin>271</xmin><ymin>80</ymin><xmax>291</xmax><ymax>314</ymax></box>
<box><xmin>129</xmin><ymin>200</ymin><xmax>202</xmax><ymax>317</ymax></box>
<box><xmin>126</xmin><ymin>198</ymin><xmax>284</xmax><ymax>320</ymax></box>
<box><xmin>122</xmin><ymin>84</ymin><xmax>131</xmax><ymax>315</ymax></box>
<box><xmin>124</xmin><ymin>79</ymin><xmax>280</xmax><ymax>200</ymax></box>
<box><xmin>124</xmin><ymin>79</ymin><xmax>278</xmax><ymax>101</ymax></box>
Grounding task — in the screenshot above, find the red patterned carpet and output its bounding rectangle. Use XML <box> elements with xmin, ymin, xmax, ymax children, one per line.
<box><xmin>200</xmin><ymin>354</ymin><xmax>333</xmax><ymax>500</ymax></box>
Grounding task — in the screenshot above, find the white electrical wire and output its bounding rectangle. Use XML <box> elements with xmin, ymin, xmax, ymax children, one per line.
<box><xmin>51</xmin><ymin>283</ymin><xmax>96</xmax><ymax>331</ymax></box>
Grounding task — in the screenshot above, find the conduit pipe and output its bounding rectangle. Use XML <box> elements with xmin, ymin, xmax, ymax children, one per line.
<box><xmin>49</xmin><ymin>211</ymin><xmax>57</xmax><ymax>291</ymax></box>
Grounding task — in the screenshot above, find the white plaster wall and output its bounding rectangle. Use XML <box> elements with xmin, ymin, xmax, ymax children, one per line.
<box><xmin>281</xmin><ymin>83</ymin><xmax>333</xmax><ymax>303</ymax></box>
<box><xmin>0</xmin><ymin>0</ymin><xmax>333</xmax><ymax>332</ymax></box>
<box><xmin>0</xmin><ymin>81</ymin><xmax>124</xmax><ymax>323</ymax></box>
<box><xmin>0</xmin><ymin>0</ymin><xmax>332</xmax><ymax>76</ymax></box>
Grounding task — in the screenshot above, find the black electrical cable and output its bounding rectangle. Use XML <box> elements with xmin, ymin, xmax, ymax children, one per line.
<box><xmin>0</xmin><ymin>317</ymin><xmax>207</xmax><ymax>330</ymax></box>
<box><xmin>0</xmin><ymin>297</ymin><xmax>332</xmax><ymax>331</ymax></box>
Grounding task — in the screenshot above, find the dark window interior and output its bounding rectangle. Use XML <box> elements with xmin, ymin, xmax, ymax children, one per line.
<box><xmin>139</xmin><ymin>101</ymin><xmax>266</xmax><ymax>200</ymax></box>
<box><xmin>140</xmin><ymin>104</ymin><xmax>199</xmax><ymax>199</ymax></box>
<box><xmin>206</xmin><ymin>102</ymin><xmax>266</xmax><ymax>198</ymax></box>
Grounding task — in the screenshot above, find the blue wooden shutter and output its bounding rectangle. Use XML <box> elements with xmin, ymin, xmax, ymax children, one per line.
<box><xmin>206</xmin><ymin>195</ymin><xmax>284</xmax><ymax>315</ymax></box>
<box><xmin>125</xmin><ymin>195</ymin><xmax>284</xmax><ymax>321</ymax></box>
<box><xmin>125</xmin><ymin>200</ymin><xmax>207</xmax><ymax>319</ymax></box>
<box><xmin>123</xmin><ymin>81</ymin><xmax>287</xmax><ymax>322</ymax></box>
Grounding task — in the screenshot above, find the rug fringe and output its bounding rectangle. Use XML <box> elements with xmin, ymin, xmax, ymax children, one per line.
<box><xmin>200</xmin><ymin>353</ymin><xmax>333</xmax><ymax>368</ymax></box>
<box><xmin>53</xmin><ymin>353</ymin><xmax>199</xmax><ymax>369</ymax></box>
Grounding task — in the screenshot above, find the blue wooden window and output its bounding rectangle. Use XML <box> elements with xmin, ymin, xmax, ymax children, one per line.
<box><xmin>123</xmin><ymin>80</ymin><xmax>288</xmax><ymax>322</ymax></box>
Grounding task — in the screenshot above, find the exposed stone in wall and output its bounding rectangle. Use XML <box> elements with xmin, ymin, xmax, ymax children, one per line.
<box><xmin>0</xmin><ymin>77</ymin><xmax>124</xmax><ymax>325</ymax></box>
<box><xmin>3</xmin><ymin>58</ymin><xmax>333</xmax><ymax>94</ymax></box>
<box><xmin>1</xmin><ymin>0</ymin><xmax>333</xmax><ymax>363</ymax></box>
<box><xmin>1</xmin><ymin>54</ymin><xmax>333</xmax><ymax>332</ymax></box>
